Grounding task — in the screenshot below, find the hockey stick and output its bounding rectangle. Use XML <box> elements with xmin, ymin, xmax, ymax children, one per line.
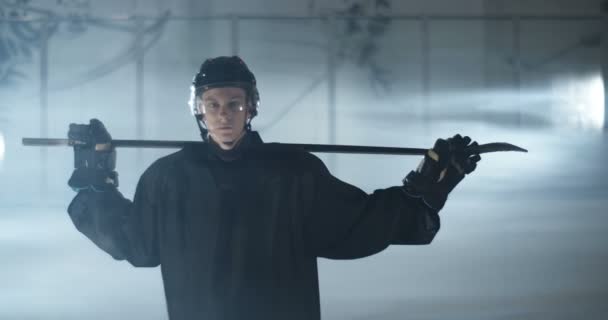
<box><xmin>22</xmin><ymin>138</ymin><xmax>527</xmax><ymax>156</ymax></box>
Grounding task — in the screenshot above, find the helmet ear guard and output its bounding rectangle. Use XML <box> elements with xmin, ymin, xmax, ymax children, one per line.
<box><xmin>193</xmin><ymin>113</ymin><xmax>210</xmax><ymax>142</ymax></box>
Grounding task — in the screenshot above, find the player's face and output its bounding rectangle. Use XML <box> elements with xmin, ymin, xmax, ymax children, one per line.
<box><xmin>200</xmin><ymin>87</ymin><xmax>250</xmax><ymax>150</ymax></box>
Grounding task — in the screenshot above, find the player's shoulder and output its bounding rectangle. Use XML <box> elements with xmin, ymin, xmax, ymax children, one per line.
<box><xmin>257</xmin><ymin>142</ymin><xmax>325</xmax><ymax>169</ymax></box>
<box><xmin>141</xmin><ymin>148</ymin><xmax>191</xmax><ymax>177</ymax></box>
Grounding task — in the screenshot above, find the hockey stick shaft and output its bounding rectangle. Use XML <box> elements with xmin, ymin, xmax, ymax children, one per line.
<box><xmin>22</xmin><ymin>138</ymin><xmax>527</xmax><ymax>155</ymax></box>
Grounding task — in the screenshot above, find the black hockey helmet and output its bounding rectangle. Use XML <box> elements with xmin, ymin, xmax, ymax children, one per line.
<box><xmin>188</xmin><ymin>56</ymin><xmax>260</xmax><ymax>119</ymax></box>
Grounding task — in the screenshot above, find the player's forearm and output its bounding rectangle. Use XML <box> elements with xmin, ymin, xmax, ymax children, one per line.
<box><xmin>67</xmin><ymin>189</ymin><xmax>131</xmax><ymax>260</ymax></box>
<box><xmin>389</xmin><ymin>193</ymin><xmax>440</xmax><ymax>245</ymax></box>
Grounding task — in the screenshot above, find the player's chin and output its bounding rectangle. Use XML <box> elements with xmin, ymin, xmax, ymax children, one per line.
<box><xmin>221</xmin><ymin>130</ymin><xmax>241</xmax><ymax>141</ymax></box>
<box><xmin>214</xmin><ymin>130</ymin><xmax>244</xmax><ymax>144</ymax></box>
<box><xmin>211</xmin><ymin>127</ymin><xmax>232</xmax><ymax>137</ymax></box>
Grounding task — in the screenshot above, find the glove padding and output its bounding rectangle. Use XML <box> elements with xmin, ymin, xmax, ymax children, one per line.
<box><xmin>68</xmin><ymin>119</ymin><xmax>118</xmax><ymax>192</ymax></box>
<box><xmin>68</xmin><ymin>169</ymin><xmax>119</xmax><ymax>192</ymax></box>
<box><xmin>403</xmin><ymin>134</ymin><xmax>481</xmax><ymax>210</ymax></box>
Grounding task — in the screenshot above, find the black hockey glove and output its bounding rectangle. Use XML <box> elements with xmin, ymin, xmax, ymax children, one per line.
<box><xmin>403</xmin><ymin>134</ymin><xmax>481</xmax><ymax>210</ymax></box>
<box><xmin>67</xmin><ymin>119</ymin><xmax>118</xmax><ymax>192</ymax></box>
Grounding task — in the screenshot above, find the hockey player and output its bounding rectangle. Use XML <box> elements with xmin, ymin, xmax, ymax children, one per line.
<box><xmin>67</xmin><ymin>56</ymin><xmax>481</xmax><ymax>320</ymax></box>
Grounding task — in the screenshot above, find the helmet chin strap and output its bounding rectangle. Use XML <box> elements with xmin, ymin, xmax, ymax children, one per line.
<box><xmin>194</xmin><ymin>114</ymin><xmax>210</xmax><ymax>142</ymax></box>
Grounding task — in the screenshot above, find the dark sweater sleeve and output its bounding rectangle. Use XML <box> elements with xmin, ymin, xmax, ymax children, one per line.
<box><xmin>303</xmin><ymin>154</ymin><xmax>440</xmax><ymax>260</ymax></box>
<box><xmin>67</xmin><ymin>164</ymin><xmax>162</xmax><ymax>267</ymax></box>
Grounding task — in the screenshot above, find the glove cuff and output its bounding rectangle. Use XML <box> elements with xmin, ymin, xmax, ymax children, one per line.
<box><xmin>68</xmin><ymin>168</ymin><xmax>119</xmax><ymax>192</ymax></box>
<box><xmin>402</xmin><ymin>170</ymin><xmax>448</xmax><ymax>211</ymax></box>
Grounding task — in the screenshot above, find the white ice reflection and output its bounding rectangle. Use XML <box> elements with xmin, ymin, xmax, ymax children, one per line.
<box><xmin>0</xmin><ymin>132</ymin><xmax>5</xmax><ymax>168</ymax></box>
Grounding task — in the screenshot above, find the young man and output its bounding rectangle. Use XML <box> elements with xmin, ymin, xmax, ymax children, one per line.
<box><xmin>67</xmin><ymin>56</ymin><xmax>481</xmax><ymax>320</ymax></box>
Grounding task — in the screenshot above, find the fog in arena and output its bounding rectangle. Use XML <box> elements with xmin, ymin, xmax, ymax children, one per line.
<box><xmin>1</xmin><ymin>1</ymin><xmax>607</xmax><ymax>319</ymax></box>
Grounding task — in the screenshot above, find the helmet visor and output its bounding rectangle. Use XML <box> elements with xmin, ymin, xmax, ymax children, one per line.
<box><xmin>189</xmin><ymin>82</ymin><xmax>254</xmax><ymax>116</ymax></box>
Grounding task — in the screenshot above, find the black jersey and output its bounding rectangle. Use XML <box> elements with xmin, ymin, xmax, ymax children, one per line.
<box><xmin>67</xmin><ymin>131</ymin><xmax>440</xmax><ymax>320</ymax></box>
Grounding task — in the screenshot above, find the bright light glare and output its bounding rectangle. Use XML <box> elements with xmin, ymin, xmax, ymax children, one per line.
<box><xmin>579</xmin><ymin>74</ymin><xmax>604</xmax><ymax>129</ymax></box>
<box><xmin>554</xmin><ymin>73</ymin><xmax>605</xmax><ymax>130</ymax></box>
<box><xmin>575</xmin><ymin>74</ymin><xmax>604</xmax><ymax>130</ymax></box>
<box><xmin>583</xmin><ymin>74</ymin><xmax>605</xmax><ymax>129</ymax></box>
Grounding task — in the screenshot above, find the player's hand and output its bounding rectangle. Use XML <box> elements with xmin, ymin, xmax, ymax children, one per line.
<box><xmin>67</xmin><ymin>119</ymin><xmax>118</xmax><ymax>192</ymax></box>
<box><xmin>403</xmin><ymin>134</ymin><xmax>481</xmax><ymax>210</ymax></box>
